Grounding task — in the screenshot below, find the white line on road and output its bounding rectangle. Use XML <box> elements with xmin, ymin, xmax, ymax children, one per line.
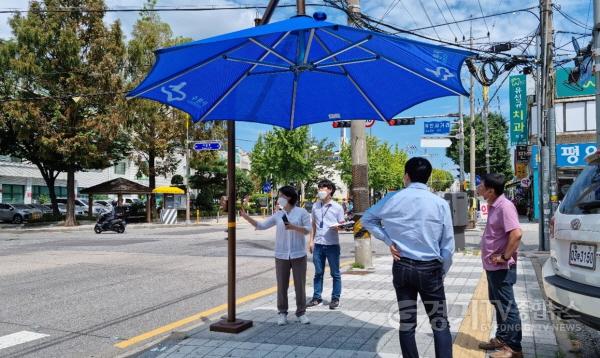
<box><xmin>0</xmin><ymin>331</ymin><xmax>49</xmax><ymax>350</ymax></box>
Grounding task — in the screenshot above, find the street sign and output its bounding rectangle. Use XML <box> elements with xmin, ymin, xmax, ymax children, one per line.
<box><xmin>520</xmin><ymin>178</ymin><xmax>531</xmax><ymax>188</ymax></box>
<box><xmin>515</xmin><ymin>145</ymin><xmax>529</xmax><ymax>163</ymax></box>
<box><xmin>262</xmin><ymin>182</ymin><xmax>272</xmax><ymax>193</ymax></box>
<box><xmin>420</xmin><ymin>137</ymin><xmax>451</xmax><ymax>148</ymax></box>
<box><xmin>423</xmin><ymin>121</ymin><xmax>451</xmax><ymax>135</ymax></box>
<box><xmin>364</xmin><ymin>119</ymin><xmax>375</xmax><ymax>128</ymax></box>
<box><xmin>192</xmin><ymin>140</ymin><xmax>222</xmax><ymax>151</ymax></box>
<box><xmin>515</xmin><ymin>162</ymin><xmax>528</xmax><ymax>179</ymax></box>
<box><xmin>509</xmin><ymin>75</ymin><xmax>528</xmax><ymax>145</ymax></box>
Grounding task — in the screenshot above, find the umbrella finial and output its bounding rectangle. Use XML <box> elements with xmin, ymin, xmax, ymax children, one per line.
<box><xmin>313</xmin><ymin>12</ymin><xmax>327</xmax><ymax>21</ymax></box>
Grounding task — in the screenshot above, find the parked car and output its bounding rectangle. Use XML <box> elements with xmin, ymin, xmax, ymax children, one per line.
<box><xmin>56</xmin><ymin>198</ymin><xmax>89</xmax><ymax>216</ymax></box>
<box><xmin>94</xmin><ymin>200</ymin><xmax>111</xmax><ymax>207</ymax></box>
<box><xmin>14</xmin><ymin>204</ymin><xmax>43</xmax><ymax>221</ymax></box>
<box><xmin>0</xmin><ymin>203</ymin><xmax>33</xmax><ymax>224</ymax></box>
<box><xmin>543</xmin><ymin>150</ymin><xmax>600</xmax><ymax>330</ymax></box>
<box><xmin>27</xmin><ymin>204</ymin><xmax>53</xmax><ymax>215</ymax></box>
<box><xmin>44</xmin><ymin>203</ymin><xmax>85</xmax><ymax>216</ymax></box>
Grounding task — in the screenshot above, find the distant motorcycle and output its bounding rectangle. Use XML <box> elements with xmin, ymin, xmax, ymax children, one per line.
<box><xmin>94</xmin><ymin>211</ymin><xmax>126</xmax><ymax>234</ymax></box>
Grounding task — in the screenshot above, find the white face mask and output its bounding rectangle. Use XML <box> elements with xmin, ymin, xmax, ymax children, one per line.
<box><xmin>277</xmin><ymin>197</ymin><xmax>288</xmax><ymax>208</ymax></box>
<box><xmin>317</xmin><ymin>191</ymin><xmax>328</xmax><ymax>200</ymax></box>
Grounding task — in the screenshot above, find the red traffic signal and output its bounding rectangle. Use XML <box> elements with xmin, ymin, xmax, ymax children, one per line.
<box><xmin>387</xmin><ymin>118</ymin><xmax>415</xmax><ymax>126</ymax></box>
<box><xmin>332</xmin><ymin>121</ymin><xmax>352</xmax><ymax>128</ymax></box>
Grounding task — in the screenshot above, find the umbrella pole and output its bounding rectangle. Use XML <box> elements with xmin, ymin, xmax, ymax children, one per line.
<box><xmin>210</xmin><ymin>120</ymin><xmax>253</xmax><ymax>334</ymax></box>
<box><xmin>296</xmin><ymin>0</ymin><xmax>305</xmax><ymax>16</ymax></box>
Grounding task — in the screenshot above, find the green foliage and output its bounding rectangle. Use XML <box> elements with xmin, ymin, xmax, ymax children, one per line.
<box><xmin>338</xmin><ymin>136</ymin><xmax>408</xmax><ymax>194</ymax></box>
<box><xmin>0</xmin><ymin>0</ymin><xmax>129</xmax><ymax>224</ymax></box>
<box><xmin>249</xmin><ymin>127</ymin><xmax>336</xmax><ymax>192</ymax></box>
<box><xmin>38</xmin><ymin>194</ymin><xmax>50</xmax><ymax>205</ymax></box>
<box><xmin>428</xmin><ymin>168</ymin><xmax>454</xmax><ymax>192</ymax></box>
<box><xmin>171</xmin><ymin>175</ymin><xmax>184</xmax><ymax>185</ymax></box>
<box><xmin>446</xmin><ymin>112</ymin><xmax>512</xmax><ymax>180</ymax></box>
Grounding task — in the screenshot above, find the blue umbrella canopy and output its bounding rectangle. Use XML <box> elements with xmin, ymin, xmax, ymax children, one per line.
<box><xmin>128</xmin><ymin>15</ymin><xmax>472</xmax><ymax>129</ymax></box>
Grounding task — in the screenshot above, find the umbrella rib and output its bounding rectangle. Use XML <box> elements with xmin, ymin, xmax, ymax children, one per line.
<box><xmin>320</xmin><ymin>29</ymin><xmax>464</xmax><ymax>96</ymax></box>
<box><xmin>127</xmin><ymin>41</ymin><xmax>251</xmax><ymax>99</ymax></box>
<box><xmin>249</xmin><ymin>38</ymin><xmax>294</xmax><ymax>66</ymax></box>
<box><xmin>200</xmin><ymin>32</ymin><xmax>291</xmax><ymax>121</ymax></box>
<box><xmin>290</xmin><ymin>73</ymin><xmax>299</xmax><ymax>129</ymax></box>
<box><xmin>303</xmin><ymin>29</ymin><xmax>315</xmax><ymax>64</ymax></box>
<box><xmin>313</xmin><ymin>36</ymin><xmax>372</xmax><ymax>65</ymax></box>
<box><xmin>315</xmin><ymin>57</ymin><xmax>379</xmax><ymax>68</ymax></box>
<box><xmin>222</xmin><ymin>56</ymin><xmax>290</xmax><ymax>70</ymax></box>
<box><xmin>313</xmin><ymin>32</ymin><xmax>386</xmax><ymax>122</ymax></box>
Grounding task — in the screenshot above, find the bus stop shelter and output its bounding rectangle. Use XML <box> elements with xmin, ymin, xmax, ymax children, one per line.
<box><xmin>79</xmin><ymin>178</ymin><xmax>152</xmax><ymax>223</ymax></box>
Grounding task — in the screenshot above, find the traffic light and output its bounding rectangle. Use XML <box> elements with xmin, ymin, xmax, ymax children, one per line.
<box><xmin>332</xmin><ymin>121</ymin><xmax>351</xmax><ymax>128</ymax></box>
<box><xmin>387</xmin><ymin>118</ymin><xmax>415</xmax><ymax>126</ymax></box>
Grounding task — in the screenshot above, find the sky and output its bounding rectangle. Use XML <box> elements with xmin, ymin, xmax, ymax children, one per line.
<box><xmin>0</xmin><ymin>0</ymin><xmax>593</xmax><ymax>175</ymax></box>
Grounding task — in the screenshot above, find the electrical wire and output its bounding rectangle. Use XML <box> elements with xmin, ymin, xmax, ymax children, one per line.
<box><xmin>476</xmin><ymin>0</ymin><xmax>491</xmax><ymax>37</ymax></box>
<box><xmin>399</xmin><ymin>0</ymin><xmax>419</xmax><ymax>29</ymax></box>
<box><xmin>432</xmin><ymin>0</ymin><xmax>458</xmax><ymax>41</ymax></box>
<box><xmin>416</xmin><ymin>0</ymin><xmax>443</xmax><ymax>41</ymax></box>
<box><xmin>552</xmin><ymin>4</ymin><xmax>592</xmax><ymax>31</ymax></box>
<box><xmin>442</xmin><ymin>0</ymin><xmax>466</xmax><ymax>40</ymax></box>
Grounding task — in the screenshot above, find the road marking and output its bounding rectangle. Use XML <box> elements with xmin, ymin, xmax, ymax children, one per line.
<box><xmin>115</xmin><ymin>259</ymin><xmax>355</xmax><ymax>349</ymax></box>
<box><xmin>0</xmin><ymin>331</ymin><xmax>49</xmax><ymax>350</ymax></box>
<box><xmin>452</xmin><ymin>271</ymin><xmax>494</xmax><ymax>358</ymax></box>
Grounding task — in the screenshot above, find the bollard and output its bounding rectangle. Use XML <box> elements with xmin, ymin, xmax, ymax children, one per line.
<box><xmin>196</xmin><ymin>209</ymin><xmax>200</xmax><ymax>224</ymax></box>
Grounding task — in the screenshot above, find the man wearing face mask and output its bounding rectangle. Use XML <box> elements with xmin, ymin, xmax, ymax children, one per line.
<box><xmin>361</xmin><ymin>157</ymin><xmax>454</xmax><ymax>358</ymax></box>
<box><xmin>307</xmin><ymin>179</ymin><xmax>345</xmax><ymax>310</ymax></box>
<box><xmin>476</xmin><ymin>174</ymin><xmax>523</xmax><ymax>358</ymax></box>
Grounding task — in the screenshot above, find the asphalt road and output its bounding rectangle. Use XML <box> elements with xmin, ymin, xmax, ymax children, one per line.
<box><xmin>0</xmin><ymin>222</ymin><xmax>387</xmax><ymax>358</ymax></box>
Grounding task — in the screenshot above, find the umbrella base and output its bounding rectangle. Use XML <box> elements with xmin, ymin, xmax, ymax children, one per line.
<box><xmin>209</xmin><ymin>319</ymin><xmax>253</xmax><ymax>333</ymax></box>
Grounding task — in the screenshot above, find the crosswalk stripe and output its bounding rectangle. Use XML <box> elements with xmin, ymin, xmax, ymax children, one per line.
<box><xmin>0</xmin><ymin>331</ymin><xmax>49</xmax><ymax>350</ymax></box>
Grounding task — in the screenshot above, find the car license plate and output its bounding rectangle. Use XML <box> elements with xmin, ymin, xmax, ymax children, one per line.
<box><xmin>569</xmin><ymin>243</ymin><xmax>597</xmax><ymax>270</ymax></box>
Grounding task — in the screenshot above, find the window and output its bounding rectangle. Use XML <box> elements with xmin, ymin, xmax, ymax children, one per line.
<box><xmin>560</xmin><ymin>163</ymin><xmax>600</xmax><ymax>215</ymax></box>
<box><xmin>32</xmin><ymin>185</ymin><xmax>49</xmax><ymax>202</ymax></box>
<box><xmin>114</xmin><ymin>161</ymin><xmax>127</xmax><ymax>175</ymax></box>
<box><xmin>565</xmin><ymin>102</ymin><xmax>586</xmax><ymax>132</ymax></box>
<box><xmin>1</xmin><ymin>185</ymin><xmax>25</xmax><ymax>204</ymax></box>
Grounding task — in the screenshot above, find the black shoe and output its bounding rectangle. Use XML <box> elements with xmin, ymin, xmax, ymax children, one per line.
<box><xmin>329</xmin><ymin>299</ymin><xmax>340</xmax><ymax>310</ymax></box>
<box><xmin>306</xmin><ymin>298</ymin><xmax>322</xmax><ymax>307</ymax></box>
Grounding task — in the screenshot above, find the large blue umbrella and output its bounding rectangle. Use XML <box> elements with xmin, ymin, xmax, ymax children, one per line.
<box><xmin>128</xmin><ymin>15</ymin><xmax>471</xmax><ymax>128</ymax></box>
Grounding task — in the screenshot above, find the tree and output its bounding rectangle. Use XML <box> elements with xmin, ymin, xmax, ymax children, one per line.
<box><xmin>0</xmin><ymin>0</ymin><xmax>129</xmax><ymax>225</ymax></box>
<box><xmin>126</xmin><ymin>1</ymin><xmax>192</xmax><ymax>219</ymax></box>
<box><xmin>429</xmin><ymin>168</ymin><xmax>454</xmax><ymax>192</ymax></box>
<box><xmin>189</xmin><ymin>159</ymin><xmax>252</xmax><ymax>211</ymax></box>
<box><xmin>446</xmin><ymin>112</ymin><xmax>512</xmax><ymax>183</ymax></box>
<box><xmin>338</xmin><ymin>136</ymin><xmax>408</xmax><ymax>195</ymax></box>
<box><xmin>250</xmin><ymin>127</ymin><xmax>336</xmax><ymax>196</ymax></box>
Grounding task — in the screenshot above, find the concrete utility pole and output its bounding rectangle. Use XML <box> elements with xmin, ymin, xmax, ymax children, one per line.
<box><xmin>469</xmin><ymin>28</ymin><xmax>477</xmax><ymax>227</ymax></box>
<box><xmin>483</xmin><ymin>86</ymin><xmax>490</xmax><ymax>173</ymax></box>
<box><xmin>347</xmin><ymin>0</ymin><xmax>372</xmax><ymax>270</ymax></box>
<box><xmin>535</xmin><ymin>30</ymin><xmax>547</xmax><ymax>251</ymax></box>
<box><xmin>458</xmin><ymin>96</ymin><xmax>465</xmax><ymax>187</ymax></box>
<box><xmin>594</xmin><ymin>0</ymin><xmax>600</xmax><ymax>147</ymax></box>
<box><xmin>539</xmin><ymin>0</ymin><xmax>553</xmax><ymax>250</ymax></box>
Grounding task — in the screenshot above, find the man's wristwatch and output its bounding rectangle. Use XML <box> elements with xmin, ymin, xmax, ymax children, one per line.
<box><xmin>501</xmin><ymin>253</ymin><xmax>510</xmax><ymax>261</ymax></box>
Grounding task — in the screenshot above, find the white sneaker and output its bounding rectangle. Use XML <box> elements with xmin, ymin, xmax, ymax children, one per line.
<box><xmin>277</xmin><ymin>313</ymin><xmax>288</xmax><ymax>326</ymax></box>
<box><xmin>297</xmin><ymin>315</ymin><xmax>310</xmax><ymax>324</ymax></box>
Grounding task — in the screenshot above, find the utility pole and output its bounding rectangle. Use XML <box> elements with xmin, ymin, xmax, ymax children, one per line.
<box><xmin>483</xmin><ymin>86</ymin><xmax>490</xmax><ymax>173</ymax></box>
<box><xmin>535</xmin><ymin>29</ymin><xmax>546</xmax><ymax>251</ymax></box>
<box><xmin>469</xmin><ymin>28</ymin><xmax>477</xmax><ymax>227</ymax></box>
<box><xmin>538</xmin><ymin>0</ymin><xmax>553</xmax><ymax>250</ymax></box>
<box><xmin>347</xmin><ymin>0</ymin><xmax>372</xmax><ymax>270</ymax></box>
<box><xmin>594</xmin><ymin>0</ymin><xmax>600</xmax><ymax>147</ymax></box>
<box><xmin>458</xmin><ymin>96</ymin><xmax>465</xmax><ymax>188</ymax></box>
<box><xmin>545</xmin><ymin>0</ymin><xmax>558</xmax><ymax>217</ymax></box>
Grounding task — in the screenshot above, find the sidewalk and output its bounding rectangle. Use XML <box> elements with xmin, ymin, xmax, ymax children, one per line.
<box><xmin>141</xmin><ymin>253</ymin><xmax>560</xmax><ymax>358</ymax></box>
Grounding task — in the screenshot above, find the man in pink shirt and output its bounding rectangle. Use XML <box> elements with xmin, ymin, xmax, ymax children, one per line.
<box><xmin>477</xmin><ymin>174</ymin><xmax>523</xmax><ymax>358</ymax></box>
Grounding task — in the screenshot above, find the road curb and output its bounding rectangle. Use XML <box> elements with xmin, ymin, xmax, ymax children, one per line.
<box><xmin>0</xmin><ymin>221</ymin><xmax>224</xmax><ymax>234</ymax></box>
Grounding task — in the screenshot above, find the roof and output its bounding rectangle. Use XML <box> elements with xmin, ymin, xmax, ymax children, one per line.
<box><xmin>79</xmin><ymin>177</ymin><xmax>151</xmax><ymax>195</ymax></box>
<box><xmin>152</xmin><ymin>186</ymin><xmax>185</xmax><ymax>194</ymax></box>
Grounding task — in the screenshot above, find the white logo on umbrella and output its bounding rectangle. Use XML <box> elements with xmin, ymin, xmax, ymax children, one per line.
<box><xmin>425</xmin><ymin>66</ymin><xmax>454</xmax><ymax>81</ymax></box>
<box><xmin>161</xmin><ymin>82</ymin><xmax>187</xmax><ymax>102</ymax></box>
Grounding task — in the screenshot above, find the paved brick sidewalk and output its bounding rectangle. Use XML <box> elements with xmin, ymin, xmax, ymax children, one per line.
<box><xmin>150</xmin><ymin>253</ymin><xmax>559</xmax><ymax>358</ymax></box>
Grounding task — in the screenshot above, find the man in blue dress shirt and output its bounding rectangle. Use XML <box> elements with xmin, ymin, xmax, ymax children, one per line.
<box><xmin>362</xmin><ymin>157</ymin><xmax>455</xmax><ymax>358</ymax></box>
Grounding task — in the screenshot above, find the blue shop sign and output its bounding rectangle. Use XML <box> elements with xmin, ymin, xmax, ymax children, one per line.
<box><xmin>531</xmin><ymin>143</ymin><xmax>598</xmax><ymax>169</ymax></box>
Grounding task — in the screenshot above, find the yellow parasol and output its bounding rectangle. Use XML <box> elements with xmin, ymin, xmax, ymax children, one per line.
<box><xmin>152</xmin><ymin>186</ymin><xmax>185</xmax><ymax>195</ymax></box>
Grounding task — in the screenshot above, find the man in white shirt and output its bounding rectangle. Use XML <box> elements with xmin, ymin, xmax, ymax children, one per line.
<box><xmin>307</xmin><ymin>179</ymin><xmax>345</xmax><ymax>310</ymax></box>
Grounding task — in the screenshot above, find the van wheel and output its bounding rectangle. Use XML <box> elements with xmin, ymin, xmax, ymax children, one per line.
<box><xmin>12</xmin><ymin>215</ymin><xmax>23</xmax><ymax>224</ymax></box>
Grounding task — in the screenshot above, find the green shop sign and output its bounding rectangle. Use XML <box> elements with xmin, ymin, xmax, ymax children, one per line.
<box><xmin>509</xmin><ymin>75</ymin><xmax>528</xmax><ymax>145</ymax></box>
<box><xmin>556</xmin><ymin>67</ymin><xmax>595</xmax><ymax>98</ymax></box>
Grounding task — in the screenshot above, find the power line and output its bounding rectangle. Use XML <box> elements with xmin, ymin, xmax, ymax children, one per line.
<box><xmin>432</xmin><ymin>0</ymin><xmax>458</xmax><ymax>41</ymax></box>
<box><xmin>378</xmin><ymin>0</ymin><xmax>401</xmax><ymax>24</ymax></box>
<box><xmin>442</xmin><ymin>0</ymin><xmax>466</xmax><ymax>40</ymax></box>
<box><xmin>552</xmin><ymin>4</ymin><xmax>592</xmax><ymax>30</ymax></box>
<box><xmin>416</xmin><ymin>0</ymin><xmax>443</xmax><ymax>41</ymax></box>
<box><xmin>398</xmin><ymin>0</ymin><xmax>419</xmax><ymax>29</ymax></box>
<box><xmin>476</xmin><ymin>0</ymin><xmax>491</xmax><ymax>37</ymax></box>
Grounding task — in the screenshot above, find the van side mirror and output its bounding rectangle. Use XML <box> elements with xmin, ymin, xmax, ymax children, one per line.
<box><xmin>9</xmin><ymin>207</ymin><xmax>14</xmax><ymax>211</ymax></box>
